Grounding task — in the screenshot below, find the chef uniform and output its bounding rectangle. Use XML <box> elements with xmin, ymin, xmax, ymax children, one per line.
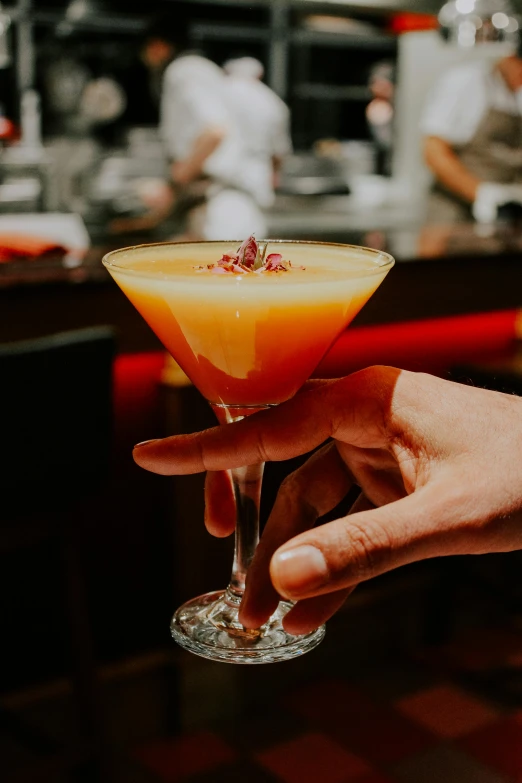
<box><xmin>223</xmin><ymin>57</ymin><xmax>292</xmax><ymax>212</ymax></box>
<box><xmin>159</xmin><ymin>53</ymin><xmax>267</xmax><ymax>239</ymax></box>
<box><xmin>420</xmin><ymin>59</ymin><xmax>522</xmax><ymax>223</ymax></box>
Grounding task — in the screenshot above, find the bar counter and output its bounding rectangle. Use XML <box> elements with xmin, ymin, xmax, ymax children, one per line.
<box><xmin>1</xmin><ymin>221</ymin><xmax>522</xmax><ymax>353</ymax></box>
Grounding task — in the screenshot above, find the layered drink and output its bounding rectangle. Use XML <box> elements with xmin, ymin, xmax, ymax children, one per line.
<box><xmin>105</xmin><ymin>240</ymin><xmax>392</xmax><ymax>406</ymax></box>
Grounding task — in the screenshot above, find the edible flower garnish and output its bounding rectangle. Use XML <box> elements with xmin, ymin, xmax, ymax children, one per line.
<box><xmin>265</xmin><ymin>253</ymin><xmax>286</xmax><ymax>272</ymax></box>
<box><xmin>193</xmin><ymin>236</ymin><xmax>297</xmax><ymax>274</ymax></box>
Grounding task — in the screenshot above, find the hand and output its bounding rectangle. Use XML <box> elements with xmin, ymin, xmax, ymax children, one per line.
<box><xmin>133</xmin><ymin>368</ymin><xmax>522</xmax><ymax>634</ymax></box>
<box><xmin>472</xmin><ymin>182</ymin><xmax>522</xmax><ymax>223</ymax></box>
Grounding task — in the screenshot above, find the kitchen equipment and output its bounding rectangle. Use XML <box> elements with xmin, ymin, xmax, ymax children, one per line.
<box><xmin>277</xmin><ymin>153</ymin><xmax>350</xmax><ymax>196</ymax></box>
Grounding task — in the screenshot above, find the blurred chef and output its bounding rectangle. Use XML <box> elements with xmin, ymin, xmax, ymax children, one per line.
<box><xmin>223</xmin><ymin>56</ymin><xmax>292</xmax><ymax>207</ymax></box>
<box><xmin>142</xmin><ymin>16</ymin><xmax>267</xmax><ymax>240</ymax></box>
<box><xmin>421</xmin><ymin>7</ymin><xmax>522</xmax><ymax>224</ymax></box>
<box><xmin>365</xmin><ymin>60</ymin><xmax>395</xmax><ymax>176</ymax></box>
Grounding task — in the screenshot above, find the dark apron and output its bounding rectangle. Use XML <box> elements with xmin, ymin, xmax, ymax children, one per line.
<box><xmin>428</xmin><ymin>104</ymin><xmax>522</xmax><ymax>223</ymax></box>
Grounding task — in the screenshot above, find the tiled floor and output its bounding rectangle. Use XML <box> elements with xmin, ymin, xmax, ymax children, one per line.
<box><xmin>4</xmin><ymin>575</ymin><xmax>522</xmax><ymax>783</ymax></box>
<box><xmin>129</xmin><ymin>674</ymin><xmax>522</xmax><ymax>783</ymax></box>
<box><xmin>128</xmin><ymin>606</ymin><xmax>522</xmax><ymax>783</ymax></box>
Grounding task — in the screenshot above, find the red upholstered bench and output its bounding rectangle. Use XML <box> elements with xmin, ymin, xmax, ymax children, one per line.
<box><xmin>112</xmin><ymin>351</ymin><xmax>166</xmax><ymax>469</ymax></box>
<box><xmin>315</xmin><ymin>309</ymin><xmax>521</xmax><ymax>379</ymax></box>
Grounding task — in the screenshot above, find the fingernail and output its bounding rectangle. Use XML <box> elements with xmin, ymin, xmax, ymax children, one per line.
<box><xmin>134</xmin><ymin>439</ymin><xmax>159</xmax><ymax>449</ymax></box>
<box><xmin>271</xmin><ymin>545</ymin><xmax>328</xmax><ymax>596</ymax></box>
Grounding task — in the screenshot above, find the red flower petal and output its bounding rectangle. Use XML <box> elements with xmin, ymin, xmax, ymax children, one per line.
<box><xmin>265</xmin><ymin>253</ymin><xmax>287</xmax><ymax>271</ymax></box>
<box><xmin>218</xmin><ymin>254</ymin><xmax>237</xmax><ymax>266</ymax></box>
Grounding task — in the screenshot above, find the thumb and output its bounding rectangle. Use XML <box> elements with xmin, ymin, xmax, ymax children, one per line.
<box><xmin>269</xmin><ymin>487</ymin><xmax>462</xmax><ymax>600</ymax></box>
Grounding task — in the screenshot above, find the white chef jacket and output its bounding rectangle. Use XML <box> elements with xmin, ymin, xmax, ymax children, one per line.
<box><xmin>420</xmin><ymin>60</ymin><xmax>522</xmax><ymax>146</ymax></box>
<box><xmin>160</xmin><ymin>54</ymin><xmax>248</xmax><ymax>187</ymax></box>
<box><xmin>160</xmin><ymin>55</ymin><xmax>227</xmax><ymax>161</ymax></box>
<box><xmin>224</xmin><ymin>74</ymin><xmax>292</xmax><ymax>208</ymax></box>
<box><xmin>159</xmin><ymin>54</ymin><xmax>268</xmax><ymax>238</ymax></box>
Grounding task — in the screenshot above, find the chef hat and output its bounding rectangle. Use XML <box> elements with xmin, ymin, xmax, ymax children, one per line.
<box><xmin>223</xmin><ymin>57</ymin><xmax>264</xmax><ymax>80</ymax></box>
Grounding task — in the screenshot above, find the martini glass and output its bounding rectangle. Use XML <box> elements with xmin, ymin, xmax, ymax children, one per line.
<box><xmin>103</xmin><ymin>240</ymin><xmax>394</xmax><ymax>664</ymax></box>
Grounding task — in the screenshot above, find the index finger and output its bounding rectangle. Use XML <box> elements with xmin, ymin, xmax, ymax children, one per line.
<box><xmin>133</xmin><ymin>384</ymin><xmax>335</xmax><ymax>475</ymax></box>
<box><xmin>132</xmin><ymin>368</ymin><xmax>400</xmax><ymax>475</ymax></box>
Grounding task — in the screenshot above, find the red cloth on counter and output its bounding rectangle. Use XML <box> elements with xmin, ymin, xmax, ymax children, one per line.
<box><xmin>0</xmin><ymin>233</ymin><xmax>68</xmax><ymax>263</ymax></box>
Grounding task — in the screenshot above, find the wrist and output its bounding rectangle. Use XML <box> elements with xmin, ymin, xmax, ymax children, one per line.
<box><xmin>172</xmin><ymin>159</ymin><xmax>199</xmax><ymax>186</ymax></box>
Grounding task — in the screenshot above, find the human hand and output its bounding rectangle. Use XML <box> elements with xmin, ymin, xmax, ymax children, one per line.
<box><xmin>133</xmin><ymin>368</ymin><xmax>522</xmax><ymax>634</ymax></box>
<box><xmin>472</xmin><ymin>182</ymin><xmax>522</xmax><ymax>223</ymax></box>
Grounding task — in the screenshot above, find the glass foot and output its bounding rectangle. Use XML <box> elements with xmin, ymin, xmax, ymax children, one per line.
<box><xmin>170</xmin><ymin>589</ymin><xmax>325</xmax><ymax>664</ymax></box>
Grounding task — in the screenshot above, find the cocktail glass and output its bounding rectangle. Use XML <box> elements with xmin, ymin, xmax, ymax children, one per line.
<box><xmin>103</xmin><ymin>240</ymin><xmax>394</xmax><ymax>664</ymax></box>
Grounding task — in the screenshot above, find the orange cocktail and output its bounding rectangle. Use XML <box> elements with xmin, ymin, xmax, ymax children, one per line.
<box><xmin>103</xmin><ymin>239</ymin><xmax>394</xmax><ymax>664</ymax></box>
<box><xmin>104</xmin><ymin>240</ymin><xmax>390</xmax><ymax>406</ymax></box>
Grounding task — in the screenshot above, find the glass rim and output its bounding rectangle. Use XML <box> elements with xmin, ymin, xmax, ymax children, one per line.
<box><xmin>102</xmin><ymin>239</ymin><xmax>395</xmax><ymax>280</ymax></box>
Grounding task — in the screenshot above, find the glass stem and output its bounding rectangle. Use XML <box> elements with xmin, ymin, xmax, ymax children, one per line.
<box><xmin>226</xmin><ymin>462</ymin><xmax>265</xmax><ymax>604</ymax></box>
<box><xmin>210</xmin><ymin>403</ymin><xmax>272</xmax><ymax>618</ymax></box>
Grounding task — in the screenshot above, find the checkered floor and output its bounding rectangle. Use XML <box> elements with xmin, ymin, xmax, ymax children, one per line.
<box><xmin>5</xmin><ymin>575</ymin><xmax>522</xmax><ymax>783</ymax></box>
<box><xmin>130</xmin><ymin>621</ymin><xmax>522</xmax><ymax>783</ymax></box>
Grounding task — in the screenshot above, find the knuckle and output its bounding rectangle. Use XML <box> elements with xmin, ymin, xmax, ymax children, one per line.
<box><xmin>278</xmin><ymin>471</ymin><xmax>317</xmax><ymax>521</ymax></box>
<box><xmin>255</xmin><ymin>429</ymin><xmax>271</xmax><ymax>463</ymax></box>
<box><xmin>279</xmin><ymin>470</ymin><xmax>302</xmax><ymax>496</ymax></box>
<box><xmin>339</xmin><ymin>518</ymin><xmax>394</xmax><ymax>580</ymax></box>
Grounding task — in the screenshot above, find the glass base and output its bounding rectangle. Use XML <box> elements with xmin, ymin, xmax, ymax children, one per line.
<box><xmin>170</xmin><ymin>589</ymin><xmax>325</xmax><ymax>664</ymax></box>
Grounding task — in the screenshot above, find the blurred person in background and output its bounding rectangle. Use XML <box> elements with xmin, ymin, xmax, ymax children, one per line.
<box><xmin>140</xmin><ymin>16</ymin><xmax>269</xmax><ymax>240</ymax></box>
<box><xmin>223</xmin><ymin>56</ymin><xmax>292</xmax><ymax>206</ymax></box>
<box><xmin>421</xmin><ymin>39</ymin><xmax>522</xmax><ymax>224</ymax></box>
<box><xmin>365</xmin><ymin>60</ymin><xmax>395</xmax><ymax>176</ymax></box>
<box><xmin>139</xmin><ymin>23</ymin><xmax>176</xmax><ymax>116</ymax></box>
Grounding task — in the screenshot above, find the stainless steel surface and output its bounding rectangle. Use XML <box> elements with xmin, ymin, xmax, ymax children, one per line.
<box><xmin>0</xmin><ymin>144</ymin><xmax>48</xmax><ymax>211</ymax></box>
<box><xmin>0</xmin><ymin>177</ymin><xmax>41</xmax><ymax>211</ymax></box>
<box><xmin>267</xmin><ymin>190</ymin><xmax>425</xmax><ymax>236</ymax></box>
<box><xmin>277</xmin><ymin>153</ymin><xmax>351</xmax><ymax>196</ymax></box>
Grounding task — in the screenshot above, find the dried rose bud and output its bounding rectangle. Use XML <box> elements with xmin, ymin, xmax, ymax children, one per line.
<box><xmin>237</xmin><ymin>235</ymin><xmax>258</xmax><ymax>268</ymax></box>
<box><xmin>195</xmin><ymin>236</ymin><xmax>303</xmax><ymax>276</ymax></box>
